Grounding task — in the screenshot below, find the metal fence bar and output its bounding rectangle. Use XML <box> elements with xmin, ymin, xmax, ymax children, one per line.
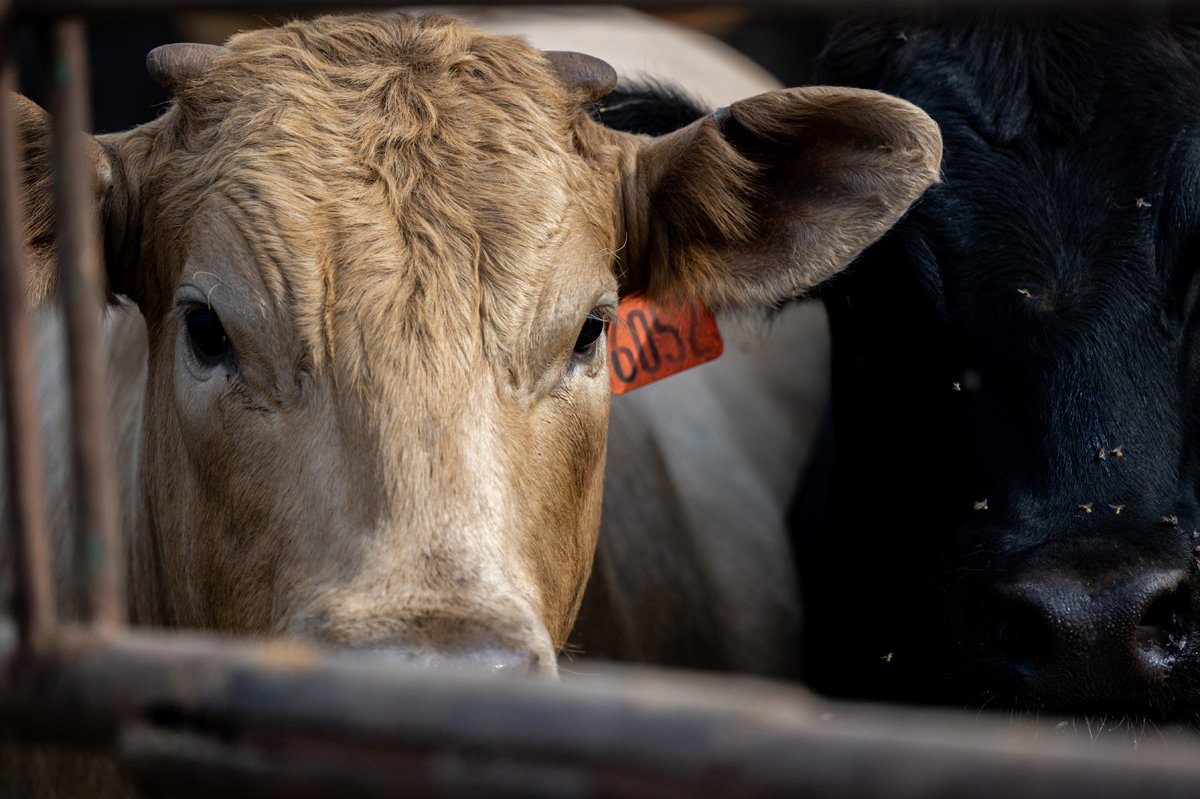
<box><xmin>0</xmin><ymin>43</ymin><xmax>56</xmax><ymax>652</ymax></box>
<box><xmin>3</xmin><ymin>624</ymin><xmax>1200</xmax><ymax>799</ymax></box>
<box><xmin>43</xmin><ymin>17</ymin><xmax>124</xmax><ymax>629</ymax></box>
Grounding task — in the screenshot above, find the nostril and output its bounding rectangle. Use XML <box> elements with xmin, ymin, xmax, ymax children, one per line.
<box><xmin>965</xmin><ymin>563</ymin><xmax>1193</xmax><ymax>706</ymax></box>
<box><xmin>1134</xmin><ymin>580</ymin><xmax>1190</xmax><ymax>660</ymax></box>
<box><xmin>993</xmin><ymin>597</ymin><xmax>1055</xmax><ymax>668</ymax></box>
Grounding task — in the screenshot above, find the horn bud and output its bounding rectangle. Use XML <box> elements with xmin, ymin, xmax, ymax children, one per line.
<box><xmin>147</xmin><ymin>43</ymin><xmax>227</xmax><ymax>93</ymax></box>
<box><xmin>544</xmin><ymin>51</ymin><xmax>617</xmax><ymax>102</ymax></box>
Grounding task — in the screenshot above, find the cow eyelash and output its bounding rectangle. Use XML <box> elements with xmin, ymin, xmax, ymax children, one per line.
<box><xmin>573</xmin><ymin>306</ymin><xmax>615</xmax><ymax>357</ymax></box>
<box><xmin>574</xmin><ymin>315</ymin><xmax>607</xmax><ymax>355</ymax></box>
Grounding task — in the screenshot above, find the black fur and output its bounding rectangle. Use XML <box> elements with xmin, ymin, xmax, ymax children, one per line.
<box><xmin>795</xmin><ymin>12</ymin><xmax>1200</xmax><ymax>721</ymax></box>
<box><xmin>592</xmin><ymin>81</ymin><xmax>708</xmax><ymax>138</ymax></box>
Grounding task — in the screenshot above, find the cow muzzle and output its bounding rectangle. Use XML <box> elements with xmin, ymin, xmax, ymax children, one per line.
<box><xmin>347</xmin><ymin>640</ymin><xmax>552</xmax><ymax>676</ymax></box>
<box><xmin>957</xmin><ymin>525</ymin><xmax>1197</xmax><ymax>713</ymax></box>
<box><xmin>292</xmin><ymin>611</ymin><xmax>559</xmax><ymax>679</ymax></box>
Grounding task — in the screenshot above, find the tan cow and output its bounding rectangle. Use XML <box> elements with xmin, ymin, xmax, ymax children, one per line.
<box><xmin>2</xmin><ymin>10</ymin><xmax>939</xmax><ymax>793</ymax></box>
<box><xmin>477</xmin><ymin>6</ymin><xmax>834</xmax><ymax>677</ymax></box>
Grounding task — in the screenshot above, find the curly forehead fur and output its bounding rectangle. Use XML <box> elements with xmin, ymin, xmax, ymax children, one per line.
<box><xmin>140</xmin><ymin>13</ymin><xmax>622</xmax><ymax>379</ymax></box>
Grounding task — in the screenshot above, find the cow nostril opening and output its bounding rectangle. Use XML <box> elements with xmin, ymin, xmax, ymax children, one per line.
<box><xmin>1135</xmin><ymin>582</ymin><xmax>1189</xmax><ymax>658</ymax></box>
<box><xmin>994</xmin><ymin>600</ymin><xmax>1054</xmax><ymax>668</ymax></box>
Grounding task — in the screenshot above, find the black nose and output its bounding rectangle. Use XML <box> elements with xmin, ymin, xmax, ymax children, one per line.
<box><xmin>974</xmin><ymin>566</ymin><xmax>1190</xmax><ymax>707</ymax></box>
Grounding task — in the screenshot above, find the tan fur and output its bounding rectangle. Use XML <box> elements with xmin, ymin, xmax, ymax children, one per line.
<box><xmin>88</xmin><ymin>14</ymin><xmax>627</xmax><ymax>658</ymax></box>
<box><xmin>468</xmin><ymin>8</ymin><xmax>817</xmax><ymax>678</ymax></box>
<box><xmin>625</xmin><ymin>87</ymin><xmax>944</xmax><ymax>307</ymax></box>
<box><xmin>2</xmin><ymin>11</ymin><xmax>941</xmax><ymax>796</ymax></box>
<box><xmin>13</xmin><ymin>95</ymin><xmax>114</xmax><ymax>303</ymax></box>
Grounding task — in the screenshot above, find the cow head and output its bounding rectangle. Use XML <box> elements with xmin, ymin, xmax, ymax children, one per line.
<box><xmin>15</xmin><ymin>13</ymin><xmax>941</xmax><ymax>674</ymax></box>
<box><xmin>799</xmin><ymin>16</ymin><xmax>1200</xmax><ymax>718</ymax></box>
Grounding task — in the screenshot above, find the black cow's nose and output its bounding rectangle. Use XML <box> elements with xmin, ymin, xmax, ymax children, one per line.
<box><xmin>978</xmin><ymin>566</ymin><xmax>1190</xmax><ymax>705</ymax></box>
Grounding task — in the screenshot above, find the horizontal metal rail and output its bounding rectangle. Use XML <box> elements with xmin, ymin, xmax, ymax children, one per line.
<box><xmin>3</xmin><ymin>623</ymin><xmax>1200</xmax><ymax>799</ymax></box>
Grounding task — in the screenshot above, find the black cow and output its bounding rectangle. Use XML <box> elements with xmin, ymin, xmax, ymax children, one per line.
<box><xmin>792</xmin><ymin>13</ymin><xmax>1200</xmax><ymax>720</ymax></box>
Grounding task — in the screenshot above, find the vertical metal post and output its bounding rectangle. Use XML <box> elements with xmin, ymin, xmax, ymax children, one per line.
<box><xmin>46</xmin><ymin>18</ymin><xmax>124</xmax><ymax>628</ymax></box>
<box><xmin>0</xmin><ymin>48</ymin><xmax>57</xmax><ymax>650</ymax></box>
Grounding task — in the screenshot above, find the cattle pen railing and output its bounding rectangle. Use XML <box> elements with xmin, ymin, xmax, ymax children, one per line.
<box><xmin>5</xmin><ymin>1</ymin><xmax>1200</xmax><ymax>797</ymax></box>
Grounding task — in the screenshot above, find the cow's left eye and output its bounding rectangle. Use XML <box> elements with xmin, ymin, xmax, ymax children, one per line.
<box><xmin>574</xmin><ymin>314</ymin><xmax>607</xmax><ymax>355</ymax></box>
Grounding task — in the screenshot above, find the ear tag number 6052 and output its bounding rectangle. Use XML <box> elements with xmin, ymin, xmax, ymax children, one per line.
<box><xmin>607</xmin><ymin>296</ymin><xmax>723</xmax><ymax>395</ymax></box>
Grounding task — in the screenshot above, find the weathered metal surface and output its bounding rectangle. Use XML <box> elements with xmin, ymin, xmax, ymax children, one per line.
<box><xmin>43</xmin><ymin>17</ymin><xmax>125</xmax><ymax>629</ymax></box>
<box><xmin>41</xmin><ymin>15</ymin><xmax>124</xmax><ymax>623</ymax></box>
<box><xmin>2</xmin><ymin>624</ymin><xmax>1200</xmax><ymax>799</ymax></box>
<box><xmin>0</xmin><ymin>50</ymin><xmax>57</xmax><ymax>652</ymax></box>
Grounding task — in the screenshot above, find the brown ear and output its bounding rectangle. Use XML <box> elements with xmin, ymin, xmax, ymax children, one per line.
<box><xmin>622</xmin><ymin>86</ymin><xmax>942</xmax><ymax>309</ymax></box>
<box><xmin>11</xmin><ymin>93</ymin><xmax>121</xmax><ymax>305</ymax></box>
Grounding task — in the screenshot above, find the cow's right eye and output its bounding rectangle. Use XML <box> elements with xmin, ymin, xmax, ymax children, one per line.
<box><xmin>574</xmin><ymin>314</ymin><xmax>607</xmax><ymax>355</ymax></box>
<box><xmin>185</xmin><ymin>307</ymin><xmax>231</xmax><ymax>366</ymax></box>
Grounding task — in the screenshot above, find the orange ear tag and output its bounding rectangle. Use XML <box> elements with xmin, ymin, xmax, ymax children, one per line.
<box><xmin>608</xmin><ymin>296</ymin><xmax>723</xmax><ymax>395</ymax></box>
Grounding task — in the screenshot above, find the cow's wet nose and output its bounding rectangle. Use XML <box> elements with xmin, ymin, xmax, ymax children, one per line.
<box><xmin>300</xmin><ymin>608</ymin><xmax>559</xmax><ymax>678</ymax></box>
<box><xmin>977</xmin><ymin>566</ymin><xmax>1191</xmax><ymax>705</ymax></box>
<box><xmin>355</xmin><ymin>641</ymin><xmax>550</xmax><ymax>676</ymax></box>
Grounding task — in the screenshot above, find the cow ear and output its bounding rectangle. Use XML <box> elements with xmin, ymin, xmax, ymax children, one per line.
<box><xmin>11</xmin><ymin>92</ymin><xmax>126</xmax><ymax>306</ymax></box>
<box><xmin>622</xmin><ymin>86</ymin><xmax>942</xmax><ymax>308</ymax></box>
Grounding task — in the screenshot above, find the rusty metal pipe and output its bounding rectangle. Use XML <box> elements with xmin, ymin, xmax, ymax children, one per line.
<box><xmin>3</xmin><ymin>625</ymin><xmax>1200</xmax><ymax>799</ymax></box>
<box><xmin>44</xmin><ymin>17</ymin><xmax>124</xmax><ymax>628</ymax></box>
<box><xmin>0</xmin><ymin>50</ymin><xmax>56</xmax><ymax>651</ymax></box>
